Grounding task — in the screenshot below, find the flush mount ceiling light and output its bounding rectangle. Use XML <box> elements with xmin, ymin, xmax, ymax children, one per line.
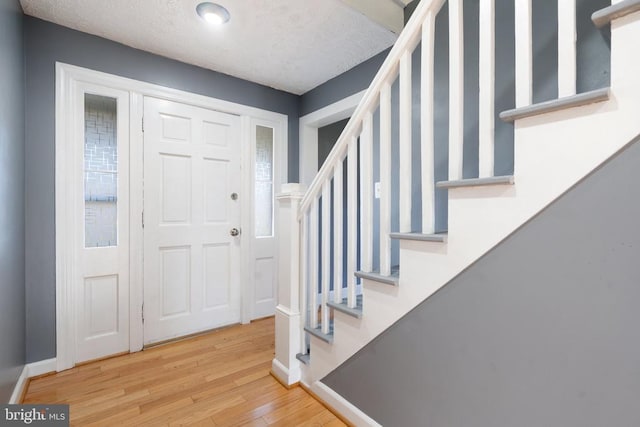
<box><xmin>196</xmin><ymin>2</ymin><xmax>230</xmax><ymax>25</ymax></box>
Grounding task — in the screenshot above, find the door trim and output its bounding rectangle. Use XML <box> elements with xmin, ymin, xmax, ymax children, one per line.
<box><xmin>298</xmin><ymin>90</ymin><xmax>365</xmax><ymax>186</ymax></box>
<box><xmin>55</xmin><ymin>63</ymin><xmax>288</xmax><ymax>371</ymax></box>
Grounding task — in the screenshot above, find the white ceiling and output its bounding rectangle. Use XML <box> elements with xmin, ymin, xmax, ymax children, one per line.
<box><xmin>20</xmin><ymin>0</ymin><xmax>401</xmax><ymax>95</ymax></box>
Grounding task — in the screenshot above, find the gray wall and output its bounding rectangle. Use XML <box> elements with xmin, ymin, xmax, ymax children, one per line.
<box><xmin>317</xmin><ymin>119</ymin><xmax>350</xmax><ymax>290</ymax></box>
<box><xmin>323</xmin><ymin>134</ymin><xmax>640</xmax><ymax>427</ymax></box>
<box><xmin>318</xmin><ymin>118</ymin><xmax>349</xmax><ymax>168</ymax></box>
<box><xmin>0</xmin><ymin>0</ymin><xmax>25</xmax><ymax>402</ymax></box>
<box><xmin>23</xmin><ymin>17</ymin><xmax>300</xmax><ymax>362</ymax></box>
<box><xmin>532</xmin><ymin>0</ymin><xmax>610</xmax><ymax>103</ymax></box>
<box><xmin>300</xmin><ymin>49</ymin><xmax>390</xmax><ymax>117</ymax></box>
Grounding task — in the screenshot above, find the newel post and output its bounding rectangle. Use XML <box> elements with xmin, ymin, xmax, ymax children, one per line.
<box><xmin>271</xmin><ymin>183</ymin><xmax>306</xmax><ymax>386</ymax></box>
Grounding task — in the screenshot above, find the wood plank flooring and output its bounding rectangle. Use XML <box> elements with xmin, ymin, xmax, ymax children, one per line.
<box><xmin>23</xmin><ymin>318</ymin><xmax>346</xmax><ymax>427</ymax></box>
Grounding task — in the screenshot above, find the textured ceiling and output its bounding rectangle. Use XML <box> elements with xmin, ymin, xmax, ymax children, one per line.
<box><xmin>20</xmin><ymin>0</ymin><xmax>399</xmax><ymax>95</ymax></box>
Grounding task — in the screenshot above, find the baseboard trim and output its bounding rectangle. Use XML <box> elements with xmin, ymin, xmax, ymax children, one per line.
<box><xmin>306</xmin><ymin>380</ymin><xmax>382</xmax><ymax>427</ymax></box>
<box><xmin>269</xmin><ymin>370</ymin><xmax>299</xmax><ymax>390</ymax></box>
<box><xmin>8</xmin><ymin>366</ymin><xmax>29</xmax><ymax>404</ymax></box>
<box><xmin>28</xmin><ymin>358</ymin><xmax>57</xmax><ymax>378</ymax></box>
<box><xmin>270</xmin><ymin>358</ymin><xmax>301</xmax><ymax>387</ymax></box>
<box><xmin>8</xmin><ymin>358</ymin><xmax>57</xmax><ymax>403</ymax></box>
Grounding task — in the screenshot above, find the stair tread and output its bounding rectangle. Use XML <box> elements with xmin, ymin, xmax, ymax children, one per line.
<box><xmin>592</xmin><ymin>0</ymin><xmax>640</xmax><ymax>28</ymax></box>
<box><xmin>304</xmin><ymin>325</ymin><xmax>334</xmax><ymax>343</ymax></box>
<box><xmin>327</xmin><ymin>296</ymin><xmax>363</xmax><ymax>319</ymax></box>
<box><xmin>296</xmin><ymin>353</ymin><xmax>311</xmax><ymax>365</ymax></box>
<box><xmin>389</xmin><ymin>232</ymin><xmax>447</xmax><ymax>242</ymax></box>
<box><xmin>499</xmin><ymin>88</ymin><xmax>610</xmax><ymax>122</ymax></box>
<box><xmin>436</xmin><ymin>175</ymin><xmax>514</xmax><ymax>189</ymax></box>
<box><xmin>355</xmin><ymin>270</ymin><xmax>399</xmax><ymax>286</ymax></box>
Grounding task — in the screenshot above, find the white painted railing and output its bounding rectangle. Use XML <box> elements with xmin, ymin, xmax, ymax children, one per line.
<box><xmin>275</xmin><ymin>0</ymin><xmax>585</xmax><ymax>378</ymax></box>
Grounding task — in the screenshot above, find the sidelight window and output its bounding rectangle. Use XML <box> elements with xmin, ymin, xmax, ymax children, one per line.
<box><xmin>84</xmin><ymin>94</ymin><xmax>118</xmax><ymax>247</ymax></box>
<box><xmin>255</xmin><ymin>125</ymin><xmax>274</xmax><ymax>238</ymax></box>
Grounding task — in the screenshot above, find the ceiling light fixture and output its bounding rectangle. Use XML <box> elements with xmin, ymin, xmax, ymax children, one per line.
<box><xmin>196</xmin><ymin>2</ymin><xmax>230</xmax><ymax>25</ymax></box>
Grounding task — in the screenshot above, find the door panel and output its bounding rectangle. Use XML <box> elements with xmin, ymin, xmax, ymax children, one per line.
<box><xmin>252</xmin><ymin>122</ymin><xmax>278</xmax><ymax>319</ymax></box>
<box><xmin>204</xmin><ymin>159</ymin><xmax>230</xmax><ymax>222</ymax></box>
<box><xmin>143</xmin><ymin>97</ymin><xmax>241</xmax><ymax>345</ymax></box>
<box><xmin>76</xmin><ymin>86</ymin><xmax>130</xmax><ymax>363</ymax></box>
<box><xmin>161</xmin><ymin>154</ymin><xmax>192</xmax><ymax>223</ymax></box>
<box><xmin>160</xmin><ymin>246</ymin><xmax>191</xmax><ymax>317</ymax></box>
<box><xmin>203</xmin><ymin>243</ymin><xmax>231</xmax><ymax>308</ymax></box>
<box><xmin>84</xmin><ymin>275</ymin><xmax>119</xmax><ymax>336</ymax></box>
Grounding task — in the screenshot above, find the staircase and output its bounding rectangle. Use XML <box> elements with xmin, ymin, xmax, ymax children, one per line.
<box><xmin>273</xmin><ymin>0</ymin><xmax>640</xmax><ymax>424</ymax></box>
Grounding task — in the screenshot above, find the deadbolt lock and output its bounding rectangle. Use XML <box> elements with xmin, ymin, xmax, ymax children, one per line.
<box><xmin>230</xmin><ymin>193</ymin><xmax>238</xmax><ymax>200</ymax></box>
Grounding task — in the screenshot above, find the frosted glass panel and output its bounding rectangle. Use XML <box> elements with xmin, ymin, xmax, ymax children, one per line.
<box><xmin>84</xmin><ymin>94</ymin><xmax>118</xmax><ymax>247</ymax></box>
<box><xmin>255</xmin><ymin>126</ymin><xmax>274</xmax><ymax>238</ymax></box>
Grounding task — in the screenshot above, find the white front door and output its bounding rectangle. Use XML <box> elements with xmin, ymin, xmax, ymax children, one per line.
<box><xmin>143</xmin><ymin>97</ymin><xmax>242</xmax><ymax>345</ymax></box>
<box><xmin>76</xmin><ymin>84</ymin><xmax>130</xmax><ymax>363</ymax></box>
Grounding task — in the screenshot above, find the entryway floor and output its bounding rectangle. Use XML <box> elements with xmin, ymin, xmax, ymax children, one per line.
<box><xmin>23</xmin><ymin>318</ymin><xmax>345</xmax><ymax>426</ymax></box>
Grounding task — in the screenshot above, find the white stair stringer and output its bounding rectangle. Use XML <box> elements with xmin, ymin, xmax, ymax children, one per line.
<box><xmin>306</xmin><ymin>11</ymin><xmax>640</xmax><ymax>384</ymax></box>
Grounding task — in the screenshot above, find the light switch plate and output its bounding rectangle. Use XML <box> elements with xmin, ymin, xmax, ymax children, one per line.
<box><xmin>374</xmin><ymin>182</ymin><xmax>381</xmax><ymax>199</ymax></box>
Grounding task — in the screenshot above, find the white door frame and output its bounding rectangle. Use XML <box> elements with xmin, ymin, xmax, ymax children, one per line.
<box><xmin>298</xmin><ymin>90</ymin><xmax>365</xmax><ymax>186</ymax></box>
<box><xmin>55</xmin><ymin>63</ymin><xmax>288</xmax><ymax>371</ymax></box>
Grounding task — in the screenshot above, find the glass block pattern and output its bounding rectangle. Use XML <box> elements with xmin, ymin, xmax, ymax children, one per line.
<box><xmin>255</xmin><ymin>126</ymin><xmax>274</xmax><ymax>238</ymax></box>
<box><xmin>84</xmin><ymin>94</ymin><xmax>118</xmax><ymax>247</ymax></box>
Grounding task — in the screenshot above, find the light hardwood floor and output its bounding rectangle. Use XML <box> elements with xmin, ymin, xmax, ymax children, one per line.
<box><xmin>23</xmin><ymin>318</ymin><xmax>346</xmax><ymax>427</ymax></box>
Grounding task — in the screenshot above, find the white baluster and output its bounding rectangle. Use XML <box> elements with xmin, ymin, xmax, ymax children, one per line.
<box><xmin>558</xmin><ymin>0</ymin><xmax>577</xmax><ymax>97</ymax></box>
<box><xmin>380</xmin><ymin>82</ymin><xmax>392</xmax><ymax>276</ymax></box>
<box><xmin>449</xmin><ymin>0</ymin><xmax>464</xmax><ymax>181</ymax></box>
<box><xmin>347</xmin><ymin>136</ymin><xmax>358</xmax><ymax>308</ymax></box>
<box><xmin>321</xmin><ymin>181</ymin><xmax>331</xmax><ymax>334</ymax></box>
<box><xmin>421</xmin><ymin>13</ymin><xmax>436</xmax><ymax>234</ymax></box>
<box><xmin>515</xmin><ymin>0</ymin><xmax>533</xmax><ymax>107</ymax></box>
<box><xmin>299</xmin><ymin>212</ymin><xmax>308</xmax><ymax>348</ymax></box>
<box><xmin>479</xmin><ymin>0</ymin><xmax>495</xmax><ymax>178</ymax></box>
<box><xmin>309</xmin><ymin>198</ymin><xmax>319</xmax><ymax>329</ymax></box>
<box><xmin>333</xmin><ymin>163</ymin><xmax>343</xmax><ymax>304</ymax></box>
<box><xmin>399</xmin><ymin>50</ymin><xmax>413</xmax><ymax>233</ymax></box>
<box><xmin>360</xmin><ymin>113</ymin><xmax>374</xmax><ymax>272</ymax></box>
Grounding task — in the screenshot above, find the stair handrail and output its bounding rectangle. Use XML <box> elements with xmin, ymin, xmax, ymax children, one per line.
<box><xmin>297</xmin><ymin>0</ymin><xmax>446</xmax><ymax>219</ymax></box>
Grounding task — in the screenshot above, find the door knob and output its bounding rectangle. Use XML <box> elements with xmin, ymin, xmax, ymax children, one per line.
<box><xmin>230</xmin><ymin>228</ymin><xmax>240</xmax><ymax>237</ymax></box>
<box><xmin>230</xmin><ymin>192</ymin><xmax>238</xmax><ymax>200</ymax></box>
